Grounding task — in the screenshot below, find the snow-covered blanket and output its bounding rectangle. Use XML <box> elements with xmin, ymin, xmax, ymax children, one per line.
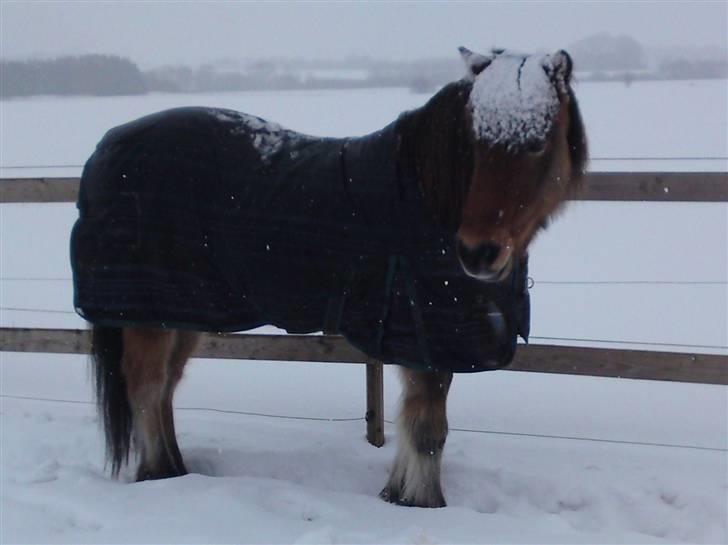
<box><xmin>71</xmin><ymin>107</ymin><xmax>529</xmax><ymax>372</ymax></box>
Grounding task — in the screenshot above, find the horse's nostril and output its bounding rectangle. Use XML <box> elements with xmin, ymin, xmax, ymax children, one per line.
<box><xmin>477</xmin><ymin>243</ymin><xmax>501</xmax><ymax>267</ymax></box>
<box><xmin>457</xmin><ymin>240</ymin><xmax>502</xmax><ymax>272</ymax></box>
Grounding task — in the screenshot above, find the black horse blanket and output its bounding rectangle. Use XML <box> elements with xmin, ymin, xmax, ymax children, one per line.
<box><xmin>71</xmin><ymin>107</ymin><xmax>530</xmax><ymax>373</ymax></box>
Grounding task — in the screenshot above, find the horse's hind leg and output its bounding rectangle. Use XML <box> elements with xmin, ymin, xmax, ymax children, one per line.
<box><xmin>380</xmin><ymin>367</ymin><xmax>453</xmax><ymax>508</ymax></box>
<box><xmin>160</xmin><ymin>331</ymin><xmax>201</xmax><ymax>475</ymax></box>
<box><xmin>121</xmin><ymin>327</ymin><xmax>186</xmax><ymax>481</ymax></box>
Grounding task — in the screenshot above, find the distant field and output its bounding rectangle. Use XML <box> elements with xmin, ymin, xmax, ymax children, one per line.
<box><xmin>1</xmin><ymin>78</ymin><xmax>726</xmax><ymax>175</ymax></box>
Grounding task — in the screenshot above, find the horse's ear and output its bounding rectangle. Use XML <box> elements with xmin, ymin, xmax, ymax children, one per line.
<box><xmin>458</xmin><ymin>46</ymin><xmax>491</xmax><ymax>78</ymax></box>
<box><xmin>545</xmin><ymin>50</ymin><xmax>573</xmax><ymax>88</ymax></box>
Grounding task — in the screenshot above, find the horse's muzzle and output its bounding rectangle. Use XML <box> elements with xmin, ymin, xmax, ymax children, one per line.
<box><xmin>456</xmin><ymin>239</ymin><xmax>512</xmax><ymax>282</ymax></box>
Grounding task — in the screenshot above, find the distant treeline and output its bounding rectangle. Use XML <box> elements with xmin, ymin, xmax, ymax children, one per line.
<box><xmin>1</xmin><ymin>55</ymin><xmax>148</xmax><ymax>97</ymax></box>
<box><xmin>0</xmin><ymin>54</ymin><xmax>461</xmax><ymax>98</ymax></box>
<box><xmin>144</xmin><ymin>58</ymin><xmax>460</xmax><ymax>94</ymax></box>
<box><xmin>2</xmin><ymin>50</ymin><xmax>727</xmax><ymax>99</ymax></box>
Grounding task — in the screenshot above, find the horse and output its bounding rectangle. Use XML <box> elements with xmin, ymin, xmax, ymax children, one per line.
<box><xmin>71</xmin><ymin>47</ymin><xmax>588</xmax><ymax>508</ymax></box>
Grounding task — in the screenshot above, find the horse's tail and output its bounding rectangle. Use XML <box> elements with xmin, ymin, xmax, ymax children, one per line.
<box><xmin>91</xmin><ymin>325</ymin><xmax>131</xmax><ymax>477</ymax></box>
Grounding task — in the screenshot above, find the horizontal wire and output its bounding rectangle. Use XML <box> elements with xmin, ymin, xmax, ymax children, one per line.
<box><xmin>176</xmin><ymin>406</ymin><xmax>364</xmax><ymax>422</ymax></box>
<box><xmin>445</xmin><ymin>425</ymin><xmax>727</xmax><ymax>453</ymax></box>
<box><xmin>1</xmin><ymin>306</ymin><xmax>77</xmax><ymax>315</ymax></box>
<box><xmin>0</xmin><ymin>394</ymin><xmax>364</xmax><ymax>422</ymax></box>
<box><xmin>0</xmin><ymin>164</ymin><xmax>85</xmax><ymax>169</ymax></box>
<box><xmin>2</xmin><ymin>277</ymin><xmax>725</xmax><ymax>286</ymax></box>
<box><xmin>1</xmin><ymin>277</ymin><xmax>72</xmax><ymax>282</ymax></box>
<box><xmin>1</xmin><ymin>393</ymin><xmax>724</xmax><ymax>453</ymax></box>
<box><xmin>2</xmin><ymin>394</ymin><xmax>94</xmax><ymax>405</ymax></box>
<box><xmin>2</xmin><ymin>157</ymin><xmax>728</xmax><ymax>170</ymax></box>
<box><xmin>535</xmin><ymin>280</ymin><xmax>727</xmax><ymax>286</ymax></box>
<box><xmin>529</xmin><ymin>335</ymin><xmax>728</xmax><ymax>351</ymax></box>
<box><xmin>590</xmin><ymin>156</ymin><xmax>728</xmax><ymax>161</ymax></box>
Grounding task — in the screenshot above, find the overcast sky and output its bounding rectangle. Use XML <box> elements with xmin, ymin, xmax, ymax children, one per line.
<box><xmin>2</xmin><ymin>1</ymin><xmax>726</xmax><ymax>67</ymax></box>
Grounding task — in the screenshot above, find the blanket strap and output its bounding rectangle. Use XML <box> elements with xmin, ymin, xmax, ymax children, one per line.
<box><xmin>374</xmin><ymin>255</ymin><xmax>399</xmax><ymax>354</ymax></box>
<box><xmin>323</xmin><ymin>267</ymin><xmax>354</xmax><ymax>335</ymax></box>
<box><xmin>398</xmin><ymin>256</ymin><xmax>433</xmax><ymax>369</ymax></box>
<box><xmin>323</xmin><ymin>138</ymin><xmax>363</xmax><ymax>336</ymax></box>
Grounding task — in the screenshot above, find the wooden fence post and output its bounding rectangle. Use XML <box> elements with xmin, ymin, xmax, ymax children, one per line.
<box><xmin>365</xmin><ymin>359</ymin><xmax>385</xmax><ymax>447</ymax></box>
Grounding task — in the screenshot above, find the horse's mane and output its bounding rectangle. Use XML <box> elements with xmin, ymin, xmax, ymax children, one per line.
<box><xmin>396</xmin><ymin>78</ymin><xmax>589</xmax><ymax>229</ymax></box>
<box><xmin>565</xmin><ymin>86</ymin><xmax>589</xmax><ymax>189</ymax></box>
<box><xmin>396</xmin><ymin>80</ymin><xmax>475</xmax><ymax>231</ymax></box>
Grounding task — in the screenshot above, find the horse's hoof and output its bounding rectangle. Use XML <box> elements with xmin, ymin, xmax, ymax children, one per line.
<box><xmin>379</xmin><ymin>485</ymin><xmax>400</xmax><ymax>504</ymax></box>
<box><xmin>379</xmin><ymin>486</ymin><xmax>446</xmax><ymax>508</ymax></box>
<box><xmin>136</xmin><ymin>467</ymin><xmax>187</xmax><ymax>482</ymax></box>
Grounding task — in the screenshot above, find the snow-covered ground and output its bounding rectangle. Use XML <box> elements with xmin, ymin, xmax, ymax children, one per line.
<box><xmin>2</xmin><ymin>357</ymin><xmax>726</xmax><ymax>544</ymax></box>
<box><xmin>1</xmin><ymin>80</ymin><xmax>727</xmax><ymax>543</ymax></box>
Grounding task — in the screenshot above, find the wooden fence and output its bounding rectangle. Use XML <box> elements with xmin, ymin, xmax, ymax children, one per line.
<box><xmin>1</xmin><ymin>172</ymin><xmax>726</xmax><ymax>203</ymax></box>
<box><xmin>1</xmin><ymin>173</ymin><xmax>727</xmax><ymax>447</ymax></box>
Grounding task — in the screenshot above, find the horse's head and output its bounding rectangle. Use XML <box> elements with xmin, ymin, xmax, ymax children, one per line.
<box><xmin>455</xmin><ymin>47</ymin><xmax>588</xmax><ymax>281</ymax></box>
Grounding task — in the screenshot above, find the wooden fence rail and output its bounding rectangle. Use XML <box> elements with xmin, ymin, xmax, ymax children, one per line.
<box><xmin>1</xmin><ymin>327</ymin><xmax>726</xmax><ymax>446</ymax></box>
<box><xmin>1</xmin><ymin>172</ymin><xmax>727</xmax><ymax>203</ymax></box>
<box><xmin>2</xmin><ymin>328</ymin><xmax>726</xmax><ymax>384</ymax></box>
<box><xmin>1</xmin><ymin>175</ymin><xmax>727</xmax><ymax>446</ymax></box>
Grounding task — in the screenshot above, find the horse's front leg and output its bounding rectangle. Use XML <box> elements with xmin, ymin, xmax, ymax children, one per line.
<box><xmin>380</xmin><ymin>367</ymin><xmax>453</xmax><ymax>508</ymax></box>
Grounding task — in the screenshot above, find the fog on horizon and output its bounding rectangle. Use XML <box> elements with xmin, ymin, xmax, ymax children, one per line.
<box><xmin>2</xmin><ymin>1</ymin><xmax>726</xmax><ymax>67</ymax></box>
